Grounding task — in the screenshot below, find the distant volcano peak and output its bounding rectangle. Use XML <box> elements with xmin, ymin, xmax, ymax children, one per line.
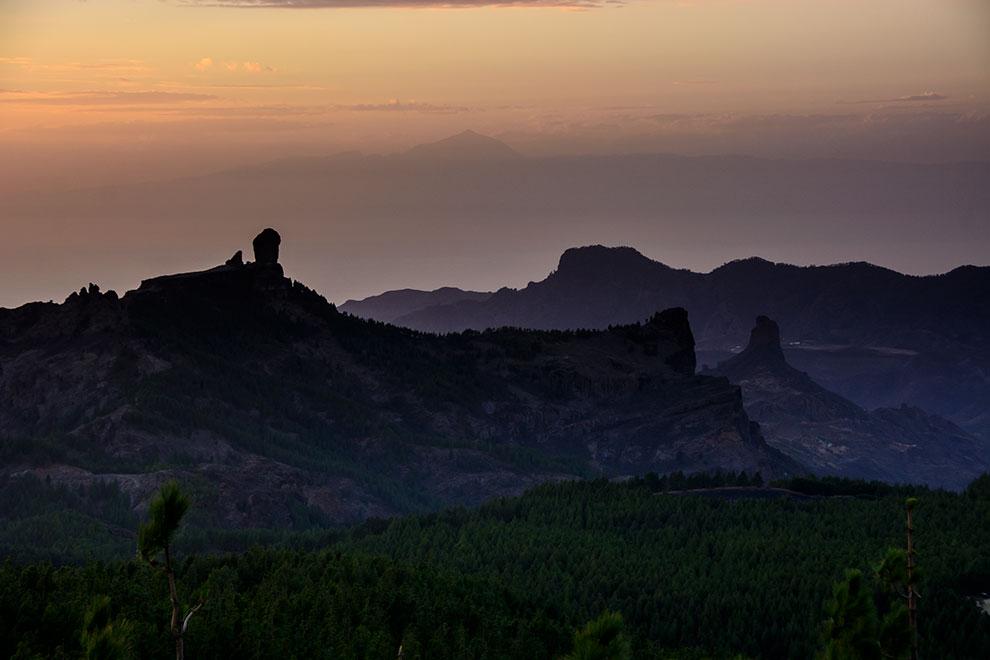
<box><xmin>405</xmin><ymin>130</ymin><xmax>521</xmax><ymax>160</ymax></box>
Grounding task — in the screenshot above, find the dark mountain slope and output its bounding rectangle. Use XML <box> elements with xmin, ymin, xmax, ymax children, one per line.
<box><xmin>390</xmin><ymin>246</ymin><xmax>697</xmax><ymax>332</ymax></box>
<box><xmin>707</xmin><ymin>316</ymin><xmax>989</xmax><ymax>489</ymax></box>
<box><xmin>0</xmin><ymin>231</ymin><xmax>798</xmax><ymax>530</ymax></box>
<box><xmin>367</xmin><ymin>246</ymin><xmax>990</xmax><ymax>439</ymax></box>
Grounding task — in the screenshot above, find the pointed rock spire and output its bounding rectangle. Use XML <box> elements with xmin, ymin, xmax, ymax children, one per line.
<box><xmin>744</xmin><ymin>315</ymin><xmax>786</xmax><ymax>365</ymax></box>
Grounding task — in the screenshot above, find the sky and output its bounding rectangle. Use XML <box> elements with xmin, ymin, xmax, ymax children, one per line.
<box><xmin>1</xmin><ymin>0</ymin><xmax>989</xmax><ymax>306</ymax></box>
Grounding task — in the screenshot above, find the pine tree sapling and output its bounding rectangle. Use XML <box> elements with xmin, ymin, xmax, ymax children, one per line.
<box><xmin>138</xmin><ymin>481</ymin><xmax>189</xmax><ymax>566</ymax></box>
<box><xmin>138</xmin><ymin>481</ymin><xmax>202</xmax><ymax>660</ymax></box>
<box><xmin>904</xmin><ymin>497</ymin><xmax>919</xmax><ymax>660</ymax></box>
<box><xmin>820</xmin><ymin>570</ymin><xmax>881</xmax><ymax>660</ymax></box>
<box><xmin>81</xmin><ymin>595</ymin><xmax>133</xmax><ymax>660</ymax></box>
<box><xmin>566</xmin><ymin>611</ymin><xmax>632</xmax><ymax>660</ymax></box>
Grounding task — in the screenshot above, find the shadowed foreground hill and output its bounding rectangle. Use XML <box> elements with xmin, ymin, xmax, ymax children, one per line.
<box><xmin>0</xmin><ymin>231</ymin><xmax>797</xmax><ymax>534</ymax></box>
<box><xmin>707</xmin><ymin>316</ymin><xmax>990</xmax><ymax>489</ymax></box>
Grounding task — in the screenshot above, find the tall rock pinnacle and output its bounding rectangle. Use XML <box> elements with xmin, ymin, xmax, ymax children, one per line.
<box><xmin>745</xmin><ymin>315</ymin><xmax>786</xmax><ymax>364</ymax></box>
<box><xmin>709</xmin><ymin>315</ymin><xmax>789</xmax><ymax>379</ymax></box>
<box><xmin>253</xmin><ymin>228</ymin><xmax>281</xmax><ymax>265</ymax></box>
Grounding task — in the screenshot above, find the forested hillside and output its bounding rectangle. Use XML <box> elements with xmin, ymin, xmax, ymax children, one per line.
<box><xmin>4</xmin><ymin>476</ymin><xmax>988</xmax><ymax>659</ymax></box>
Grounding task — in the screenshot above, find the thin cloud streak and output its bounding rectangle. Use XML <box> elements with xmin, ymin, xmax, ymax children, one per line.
<box><xmin>342</xmin><ymin>100</ymin><xmax>472</xmax><ymax>113</ymax></box>
<box><xmin>0</xmin><ymin>91</ymin><xmax>218</xmax><ymax>106</ymax></box>
<box><xmin>80</xmin><ymin>100</ymin><xmax>476</xmax><ymax>116</ymax></box>
<box><xmin>839</xmin><ymin>91</ymin><xmax>949</xmax><ymax>105</ymax></box>
<box><xmin>0</xmin><ymin>57</ymin><xmax>149</xmax><ymax>74</ymax></box>
<box><xmin>193</xmin><ymin>57</ymin><xmax>277</xmax><ymax>73</ymax></box>
<box><xmin>175</xmin><ymin>0</ymin><xmax>618</xmax><ymax>8</ymax></box>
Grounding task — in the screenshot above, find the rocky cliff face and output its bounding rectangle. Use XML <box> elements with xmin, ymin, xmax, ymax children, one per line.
<box><xmin>0</xmin><ymin>232</ymin><xmax>797</xmax><ymax>530</ymax></box>
<box><xmin>707</xmin><ymin>316</ymin><xmax>989</xmax><ymax>489</ymax></box>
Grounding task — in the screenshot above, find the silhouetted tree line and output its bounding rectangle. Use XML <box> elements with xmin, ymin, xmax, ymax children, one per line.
<box><xmin>639</xmin><ymin>470</ymin><xmax>765</xmax><ymax>492</ymax></box>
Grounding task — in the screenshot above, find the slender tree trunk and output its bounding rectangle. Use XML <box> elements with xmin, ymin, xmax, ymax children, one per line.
<box><xmin>165</xmin><ymin>545</ymin><xmax>184</xmax><ymax>660</ymax></box>
<box><xmin>906</xmin><ymin>500</ymin><xmax>918</xmax><ymax>660</ymax></box>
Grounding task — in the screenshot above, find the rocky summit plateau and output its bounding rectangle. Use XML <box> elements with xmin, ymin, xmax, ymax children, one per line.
<box><xmin>0</xmin><ymin>230</ymin><xmax>798</xmax><ymax>531</ymax></box>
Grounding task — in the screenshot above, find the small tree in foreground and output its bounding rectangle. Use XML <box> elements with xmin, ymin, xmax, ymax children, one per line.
<box><xmin>819</xmin><ymin>498</ymin><xmax>919</xmax><ymax>660</ymax></box>
<box><xmin>565</xmin><ymin>611</ymin><xmax>632</xmax><ymax>660</ymax></box>
<box><xmin>821</xmin><ymin>569</ymin><xmax>881</xmax><ymax>660</ymax></box>
<box><xmin>81</xmin><ymin>595</ymin><xmax>133</xmax><ymax>660</ymax></box>
<box><xmin>903</xmin><ymin>497</ymin><xmax>919</xmax><ymax>660</ymax></box>
<box><xmin>138</xmin><ymin>481</ymin><xmax>202</xmax><ymax>660</ymax></box>
<box><xmin>873</xmin><ymin>549</ymin><xmax>911</xmax><ymax>660</ymax></box>
<box><xmin>965</xmin><ymin>472</ymin><xmax>990</xmax><ymax>500</ymax></box>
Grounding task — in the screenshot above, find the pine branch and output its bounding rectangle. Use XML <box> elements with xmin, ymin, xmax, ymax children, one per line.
<box><xmin>182</xmin><ymin>601</ymin><xmax>205</xmax><ymax>635</ymax></box>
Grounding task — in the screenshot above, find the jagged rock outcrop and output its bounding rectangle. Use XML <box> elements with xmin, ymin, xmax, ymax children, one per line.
<box><xmin>0</xmin><ymin>232</ymin><xmax>800</xmax><ymax>530</ymax></box>
<box><xmin>707</xmin><ymin>316</ymin><xmax>990</xmax><ymax>488</ymax></box>
<box><xmin>641</xmin><ymin>308</ymin><xmax>696</xmax><ymax>376</ymax></box>
<box><xmin>226</xmin><ymin>250</ymin><xmax>244</xmax><ymax>267</ymax></box>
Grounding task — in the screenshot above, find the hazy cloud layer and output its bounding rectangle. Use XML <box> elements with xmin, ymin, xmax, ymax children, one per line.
<box><xmin>193</xmin><ymin>57</ymin><xmax>276</xmax><ymax>73</ymax></box>
<box><xmin>83</xmin><ymin>100</ymin><xmax>474</xmax><ymax>117</ymax></box>
<box><xmin>501</xmin><ymin>109</ymin><xmax>990</xmax><ymax>162</ymax></box>
<box><xmin>840</xmin><ymin>91</ymin><xmax>950</xmax><ymax>105</ymax></box>
<box><xmin>176</xmin><ymin>0</ymin><xmax>618</xmax><ymax>8</ymax></box>
<box><xmin>0</xmin><ymin>57</ymin><xmax>148</xmax><ymax>74</ymax></box>
<box><xmin>0</xmin><ymin>90</ymin><xmax>217</xmax><ymax>106</ymax></box>
<box><xmin>341</xmin><ymin>100</ymin><xmax>472</xmax><ymax>114</ymax></box>
<box><xmin>898</xmin><ymin>91</ymin><xmax>948</xmax><ymax>102</ymax></box>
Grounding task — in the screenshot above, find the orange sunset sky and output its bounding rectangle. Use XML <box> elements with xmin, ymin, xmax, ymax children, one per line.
<box><xmin>1</xmin><ymin>0</ymin><xmax>989</xmax><ymax>308</ymax></box>
<box><xmin>2</xmin><ymin>0</ymin><xmax>988</xmax><ymax>190</ymax></box>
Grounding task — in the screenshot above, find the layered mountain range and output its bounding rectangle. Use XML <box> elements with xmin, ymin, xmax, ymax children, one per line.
<box><xmin>0</xmin><ymin>230</ymin><xmax>797</xmax><ymax>529</ymax></box>
<box><xmin>706</xmin><ymin>316</ymin><xmax>989</xmax><ymax>489</ymax></box>
<box><xmin>340</xmin><ymin>245</ymin><xmax>990</xmax><ymax>441</ymax></box>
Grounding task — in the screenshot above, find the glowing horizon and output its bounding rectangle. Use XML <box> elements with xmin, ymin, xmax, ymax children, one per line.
<box><xmin>2</xmin><ymin>1</ymin><xmax>987</xmax><ymax>187</ymax></box>
<box><xmin>1</xmin><ymin>0</ymin><xmax>988</xmax><ymax>309</ymax></box>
